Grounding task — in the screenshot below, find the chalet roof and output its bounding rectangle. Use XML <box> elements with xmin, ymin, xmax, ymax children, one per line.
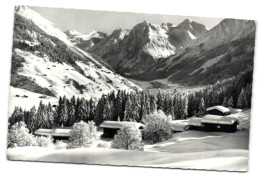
<box><xmin>34</xmin><ymin>127</ymin><xmax>72</xmax><ymax>137</ymax></box>
<box><xmin>34</xmin><ymin>129</ymin><xmax>53</xmax><ymax>136</ymax></box>
<box><xmin>206</xmin><ymin>106</ymin><xmax>230</xmax><ymax>114</ymax></box>
<box><xmin>100</xmin><ymin>121</ymin><xmax>145</xmax><ymax>129</ymax></box>
<box><xmin>170</xmin><ymin>120</ymin><xmax>189</xmax><ymax>132</ymax></box>
<box><xmin>52</xmin><ymin>127</ymin><xmax>71</xmax><ymax>137</ymax></box>
<box><xmin>201</xmin><ymin>114</ymin><xmax>238</xmax><ymax>125</ymax></box>
<box><xmin>188</xmin><ymin>117</ymin><xmax>203</xmax><ymax>127</ymax></box>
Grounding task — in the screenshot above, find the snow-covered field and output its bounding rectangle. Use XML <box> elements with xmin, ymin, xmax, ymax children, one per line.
<box><xmin>7</xmin><ymin>110</ymin><xmax>250</xmax><ymax>172</ymax></box>
<box><xmin>8</xmin><ymin>86</ymin><xmax>57</xmax><ymax>116</ymax></box>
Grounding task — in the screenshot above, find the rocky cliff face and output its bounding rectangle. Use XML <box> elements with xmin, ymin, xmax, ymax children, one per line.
<box><xmin>89</xmin><ymin>20</ymin><xmax>207</xmax><ymax>75</ymax></box>
<box><xmin>167</xmin><ymin>19</ymin><xmax>207</xmax><ymax>50</ymax></box>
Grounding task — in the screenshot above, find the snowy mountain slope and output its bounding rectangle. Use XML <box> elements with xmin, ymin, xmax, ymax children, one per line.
<box><xmin>10</xmin><ymin>6</ymin><xmax>141</xmax><ymax>110</ymax></box>
<box><xmin>89</xmin><ymin>20</ymin><xmax>207</xmax><ymax>75</ymax></box>
<box><xmin>15</xmin><ymin>6</ymin><xmax>73</xmax><ymax>46</ymax></box>
<box><xmin>13</xmin><ymin>48</ymin><xmax>138</xmax><ymax>100</ymax></box>
<box><xmin>129</xmin><ymin>19</ymin><xmax>256</xmax><ymax>86</ymax></box>
<box><xmin>65</xmin><ymin>30</ymin><xmax>107</xmax><ymax>51</ymax></box>
<box><xmin>89</xmin><ymin>22</ymin><xmax>175</xmax><ymax>75</ymax></box>
<box><xmin>191</xmin><ymin>18</ymin><xmax>256</xmax><ymax>50</ymax></box>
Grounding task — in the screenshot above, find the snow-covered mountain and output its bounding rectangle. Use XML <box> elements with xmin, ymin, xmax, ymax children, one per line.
<box><xmin>10</xmin><ymin>6</ymin><xmax>140</xmax><ymax>112</ymax></box>
<box><xmin>65</xmin><ymin>30</ymin><xmax>107</xmax><ymax>51</ymax></box>
<box><xmin>89</xmin><ymin>20</ymin><xmax>207</xmax><ymax>75</ymax></box>
<box><xmin>191</xmin><ymin>18</ymin><xmax>256</xmax><ymax>50</ymax></box>
<box><xmin>130</xmin><ymin>18</ymin><xmax>256</xmax><ymax>86</ymax></box>
<box><xmin>167</xmin><ymin>19</ymin><xmax>207</xmax><ymax>50</ymax></box>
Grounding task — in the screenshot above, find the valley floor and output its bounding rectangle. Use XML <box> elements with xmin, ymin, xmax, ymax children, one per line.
<box><xmin>7</xmin><ymin>110</ymin><xmax>250</xmax><ymax>172</ymax></box>
<box><xmin>129</xmin><ymin>78</ymin><xmax>205</xmax><ymax>94</ymax></box>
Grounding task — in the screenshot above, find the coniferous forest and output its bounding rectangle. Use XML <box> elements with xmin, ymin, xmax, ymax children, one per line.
<box><xmin>9</xmin><ymin>69</ymin><xmax>253</xmax><ymax>133</ymax></box>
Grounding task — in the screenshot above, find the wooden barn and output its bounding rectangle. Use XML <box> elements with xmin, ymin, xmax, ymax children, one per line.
<box><xmin>100</xmin><ymin>121</ymin><xmax>145</xmax><ymax>138</ymax></box>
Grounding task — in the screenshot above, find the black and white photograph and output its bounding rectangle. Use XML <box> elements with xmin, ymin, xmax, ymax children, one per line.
<box><xmin>5</xmin><ymin>2</ymin><xmax>257</xmax><ymax>173</ymax></box>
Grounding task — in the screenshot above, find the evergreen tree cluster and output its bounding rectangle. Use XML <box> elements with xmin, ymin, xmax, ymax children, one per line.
<box><xmin>9</xmin><ymin>96</ymin><xmax>96</xmax><ymax>133</ymax></box>
<box><xmin>9</xmin><ymin>69</ymin><xmax>253</xmax><ymax>132</ymax></box>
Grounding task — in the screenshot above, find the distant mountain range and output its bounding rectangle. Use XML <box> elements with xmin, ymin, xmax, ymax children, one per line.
<box><xmin>84</xmin><ymin>17</ymin><xmax>255</xmax><ymax>86</ymax></box>
<box><xmin>128</xmin><ymin>18</ymin><xmax>256</xmax><ymax>86</ymax></box>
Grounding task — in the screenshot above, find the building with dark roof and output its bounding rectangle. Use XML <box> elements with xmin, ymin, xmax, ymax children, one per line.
<box><xmin>100</xmin><ymin>121</ymin><xmax>145</xmax><ymax>138</ymax></box>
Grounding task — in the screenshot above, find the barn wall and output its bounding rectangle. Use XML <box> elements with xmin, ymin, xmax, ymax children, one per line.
<box><xmin>103</xmin><ymin>128</ymin><xmax>119</xmax><ymax>138</ymax></box>
<box><xmin>207</xmin><ymin>109</ymin><xmax>225</xmax><ymax>116</ymax></box>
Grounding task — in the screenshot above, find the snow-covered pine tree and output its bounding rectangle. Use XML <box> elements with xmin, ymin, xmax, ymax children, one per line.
<box><xmin>132</xmin><ymin>93</ymin><xmax>141</xmax><ymax>122</ymax></box>
<box><xmin>102</xmin><ymin>99</ymin><xmax>113</xmax><ymax>121</ymax></box>
<box><xmin>198</xmin><ymin>97</ymin><xmax>206</xmax><ymax>117</ymax></box>
<box><xmin>59</xmin><ymin>96</ymin><xmax>69</xmax><ymax>126</ymax></box>
<box><xmin>89</xmin><ymin>98</ymin><xmax>95</xmax><ymax>121</ymax></box>
<box><xmin>124</xmin><ymin>96</ymin><xmax>133</xmax><ymax>121</ymax></box>
<box><xmin>227</xmin><ymin>96</ymin><xmax>234</xmax><ymax>107</ymax></box>
<box><xmin>68</xmin><ymin>96</ymin><xmax>76</xmax><ymax>126</ymax></box>
<box><xmin>77</xmin><ymin>98</ymin><xmax>88</xmax><ymax>122</ymax></box>
<box><xmin>115</xmin><ymin>90</ymin><xmax>123</xmax><ymax>121</ymax></box>
<box><xmin>237</xmin><ymin>89</ymin><xmax>248</xmax><ymax>108</ymax></box>
<box><xmin>149</xmin><ymin>94</ymin><xmax>157</xmax><ymax>114</ymax></box>
<box><xmin>27</xmin><ymin>106</ymin><xmax>37</xmax><ymax>132</ymax></box>
<box><xmin>36</xmin><ymin>101</ymin><xmax>48</xmax><ymax>129</ymax></box>
<box><xmin>9</xmin><ymin>106</ymin><xmax>24</xmax><ymax>126</ymax></box>
<box><xmin>46</xmin><ymin>102</ymin><xmax>54</xmax><ymax>128</ymax></box>
<box><xmin>222</xmin><ymin>97</ymin><xmax>228</xmax><ymax>107</ymax></box>
<box><xmin>94</xmin><ymin>95</ymin><xmax>106</xmax><ymax>125</ymax></box>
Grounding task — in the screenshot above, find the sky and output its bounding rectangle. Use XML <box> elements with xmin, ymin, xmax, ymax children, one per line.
<box><xmin>30</xmin><ymin>6</ymin><xmax>224</xmax><ymax>35</ymax></box>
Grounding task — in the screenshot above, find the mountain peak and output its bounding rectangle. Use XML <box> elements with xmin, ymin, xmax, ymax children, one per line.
<box><xmin>65</xmin><ymin>30</ymin><xmax>81</xmax><ymax>36</ymax></box>
<box><xmin>15</xmin><ymin>5</ymin><xmax>73</xmax><ymax>46</ymax></box>
<box><xmin>15</xmin><ymin>5</ymin><xmax>30</xmax><ymax>12</ymax></box>
<box><xmin>141</xmin><ymin>20</ymin><xmax>149</xmax><ymax>25</ymax></box>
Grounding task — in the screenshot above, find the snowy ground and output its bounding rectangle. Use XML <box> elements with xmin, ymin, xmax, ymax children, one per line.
<box><xmin>8</xmin><ymin>86</ymin><xmax>57</xmax><ymax>116</ymax></box>
<box><xmin>7</xmin><ymin>110</ymin><xmax>250</xmax><ymax>172</ymax></box>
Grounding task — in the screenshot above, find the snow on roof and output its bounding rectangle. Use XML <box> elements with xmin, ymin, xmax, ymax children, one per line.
<box><xmin>34</xmin><ymin>129</ymin><xmax>53</xmax><ymax>136</ymax></box>
<box><xmin>206</xmin><ymin>106</ymin><xmax>230</xmax><ymax>113</ymax></box>
<box><xmin>188</xmin><ymin>117</ymin><xmax>203</xmax><ymax>127</ymax></box>
<box><xmin>52</xmin><ymin>127</ymin><xmax>72</xmax><ymax>137</ymax></box>
<box><xmin>201</xmin><ymin>114</ymin><xmax>238</xmax><ymax>125</ymax></box>
<box><xmin>100</xmin><ymin>121</ymin><xmax>145</xmax><ymax>129</ymax></box>
<box><xmin>34</xmin><ymin>128</ymin><xmax>72</xmax><ymax>137</ymax></box>
<box><xmin>170</xmin><ymin>120</ymin><xmax>190</xmax><ymax>132</ymax></box>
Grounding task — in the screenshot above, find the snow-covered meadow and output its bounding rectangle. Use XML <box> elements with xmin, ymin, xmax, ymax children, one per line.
<box><xmin>7</xmin><ymin>110</ymin><xmax>250</xmax><ymax>172</ymax></box>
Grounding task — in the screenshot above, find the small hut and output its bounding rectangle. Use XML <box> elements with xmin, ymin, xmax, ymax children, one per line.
<box><xmin>100</xmin><ymin>121</ymin><xmax>145</xmax><ymax>138</ymax></box>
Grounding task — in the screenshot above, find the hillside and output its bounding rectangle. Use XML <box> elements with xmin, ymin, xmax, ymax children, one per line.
<box><xmin>10</xmin><ymin>6</ymin><xmax>140</xmax><ymax>111</ymax></box>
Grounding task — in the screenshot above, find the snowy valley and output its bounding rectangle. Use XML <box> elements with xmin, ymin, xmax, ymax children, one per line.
<box><xmin>6</xmin><ymin>5</ymin><xmax>256</xmax><ymax>172</ymax></box>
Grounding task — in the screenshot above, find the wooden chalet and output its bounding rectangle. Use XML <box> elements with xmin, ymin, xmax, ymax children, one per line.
<box><xmin>100</xmin><ymin>121</ymin><xmax>145</xmax><ymax>138</ymax></box>
<box><xmin>34</xmin><ymin>127</ymin><xmax>72</xmax><ymax>141</ymax></box>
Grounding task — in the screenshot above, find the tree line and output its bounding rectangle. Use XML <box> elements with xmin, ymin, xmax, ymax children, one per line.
<box><xmin>9</xmin><ymin>69</ymin><xmax>253</xmax><ymax>132</ymax></box>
